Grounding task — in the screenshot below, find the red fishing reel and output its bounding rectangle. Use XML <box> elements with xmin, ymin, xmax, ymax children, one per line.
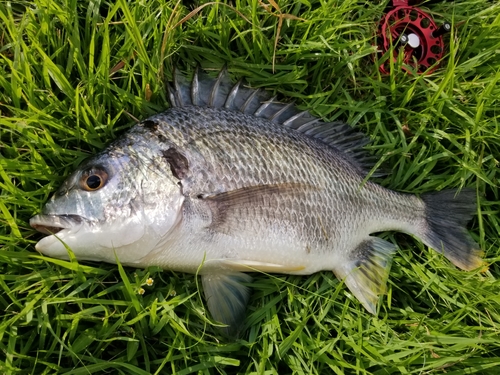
<box><xmin>377</xmin><ymin>0</ymin><xmax>451</xmax><ymax>74</ymax></box>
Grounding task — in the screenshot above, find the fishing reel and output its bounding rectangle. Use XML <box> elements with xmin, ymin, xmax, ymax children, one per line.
<box><xmin>377</xmin><ymin>0</ymin><xmax>452</xmax><ymax>74</ymax></box>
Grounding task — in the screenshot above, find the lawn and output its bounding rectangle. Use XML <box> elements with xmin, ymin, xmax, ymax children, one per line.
<box><xmin>1</xmin><ymin>0</ymin><xmax>500</xmax><ymax>373</ymax></box>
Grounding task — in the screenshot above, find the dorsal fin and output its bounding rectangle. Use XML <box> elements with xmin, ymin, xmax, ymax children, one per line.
<box><xmin>167</xmin><ymin>68</ymin><xmax>380</xmax><ymax>175</ymax></box>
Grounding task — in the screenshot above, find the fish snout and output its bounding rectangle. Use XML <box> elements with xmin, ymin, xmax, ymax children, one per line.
<box><xmin>30</xmin><ymin>214</ymin><xmax>83</xmax><ymax>235</ymax></box>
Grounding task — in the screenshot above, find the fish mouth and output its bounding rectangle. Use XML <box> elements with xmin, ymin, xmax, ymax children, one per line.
<box><xmin>30</xmin><ymin>214</ymin><xmax>83</xmax><ymax>236</ymax></box>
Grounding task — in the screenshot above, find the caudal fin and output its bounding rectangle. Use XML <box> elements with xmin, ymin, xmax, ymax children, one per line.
<box><xmin>420</xmin><ymin>189</ymin><xmax>483</xmax><ymax>270</ymax></box>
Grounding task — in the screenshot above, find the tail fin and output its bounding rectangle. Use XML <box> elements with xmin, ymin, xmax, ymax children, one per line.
<box><xmin>420</xmin><ymin>189</ymin><xmax>483</xmax><ymax>270</ymax></box>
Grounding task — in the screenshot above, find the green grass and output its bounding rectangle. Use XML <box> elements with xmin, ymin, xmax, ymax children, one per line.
<box><xmin>1</xmin><ymin>0</ymin><xmax>500</xmax><ymax>373</ymax></box>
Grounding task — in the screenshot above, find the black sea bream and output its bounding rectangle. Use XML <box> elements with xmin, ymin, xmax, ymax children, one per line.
<box><xmin>30</xmin><ymin>69</ymin><xmax>483</xmax><ymax>335</ymax></box>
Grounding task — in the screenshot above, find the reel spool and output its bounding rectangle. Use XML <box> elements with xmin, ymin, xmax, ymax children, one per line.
<box><xmin>377</xmin><ymin>0</ymin><xmax>451</xmax><ymax>74</ymax></box>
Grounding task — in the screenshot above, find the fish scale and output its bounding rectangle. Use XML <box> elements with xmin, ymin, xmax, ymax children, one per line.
<box><xmin>30</xmin><ymin>68</ymin><xmax>483</xmax><ymax>337</ymax></box>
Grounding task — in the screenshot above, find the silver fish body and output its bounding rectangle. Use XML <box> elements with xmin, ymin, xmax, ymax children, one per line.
<box><xmin>30</xmin><ymin>69</ymin><xmax>483</xmax><ymax>335</ymax></box>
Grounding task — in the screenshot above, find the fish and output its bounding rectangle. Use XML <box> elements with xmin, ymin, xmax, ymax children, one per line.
<box><xmin>30</xmin><ymin>68</ymin><xmax>483</xmax><ymax>336</ymax></box>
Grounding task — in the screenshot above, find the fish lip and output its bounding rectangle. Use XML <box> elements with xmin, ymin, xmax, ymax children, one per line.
<box><xmin>30</xmin><ymin>214</ymin><xmax>84</xmax><ymax>235</ymax></box>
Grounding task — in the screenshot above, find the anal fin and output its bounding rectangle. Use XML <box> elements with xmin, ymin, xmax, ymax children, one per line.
<box><xmin>333</xmin><ymin>237</ymin><xmax>397</xmax><ymax>314</ymax></box>
<box><xmin>201</xmin><ymin>272</ymin><xmax>252</xmax><ymax>337</ymax></box>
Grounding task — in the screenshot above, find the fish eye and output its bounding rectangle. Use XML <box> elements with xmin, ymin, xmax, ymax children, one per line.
<box><xmin>80</xmin><ymin>168</ymin><xmax>108</xmax><ymax>191</ymax></box>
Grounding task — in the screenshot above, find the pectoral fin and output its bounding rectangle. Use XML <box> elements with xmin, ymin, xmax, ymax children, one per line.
<box><xmin>201</xmin><ymin>272</ymin><xmax>252</xmax><ymax>337</ymax></box>
<box><xmin>334</xmin><ymin>237</ymin><xmax>397</xmax><ymax>314</ymax></box>
<box><xmin>201</xmin><ymin>183</ymin><xmax>314</xmax><ymax>234</ymax></box>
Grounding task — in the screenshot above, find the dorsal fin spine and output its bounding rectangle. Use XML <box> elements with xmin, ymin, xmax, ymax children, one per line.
<box><xmin>254</xmin><ymin>96</ymin><xmax>276</xmax><ymax>117</ymax></box>
<box><xmin>240</xmin><ymin>89</ymin><xmax>260</xmax><ymax>113</ymax></box>
<box><xmin>209</xmin><ymin>69</ymin><xmax>225</xmax><ymax>107</ymax></box>
<box><xmin>173</xmin><ymin>69</ymin><xmax>185</xmax><ymax>106</ymax></box>
<box><xmin>270</xmin><ymin>102</ymin><xmax>295</xmax><ymax>122</ymax></box>
<box><xmin>296</xmin><ymin>118</ymin><xmax>321</xmax><ymax>132</ymax></box>
<box><xmin>191</xmin><ymin>68</ymin><xmax>200</xmax><ymax>106</ymax></box>
<box><xmin>225</xmin><ymin>80</ymin><xmax>242</xmax><ymax>109</ymax></box>
<box><xmin>167</xmin><ymin>84</ymin><xmax>177</xmax><ymax>107</ymax></box>
<box><xmin>282</xmin><ymin>110</ymin><xmax>308</xmax><ymax>127</ymax></box>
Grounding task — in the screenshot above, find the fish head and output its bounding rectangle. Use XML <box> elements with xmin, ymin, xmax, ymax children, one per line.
<box><xmin>30</xmin><ymin>143</ymin><xmax>185</xmax><ymax>265</ymax></box>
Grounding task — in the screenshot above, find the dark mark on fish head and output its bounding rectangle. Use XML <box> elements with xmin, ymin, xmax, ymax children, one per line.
<box><xmin>141</xmin><ymin>119</ymin><xmax>168</xmax><ymax>142</ymax></box>
<box><xmin>142</xmin><ymin>120</ymin><xmax>158</xmax><ymax>131</ymax></box>
<box><xmin>162</xmin><ymin>148</ymin><xmax>189</xmax><ymax>180</ymax></box>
